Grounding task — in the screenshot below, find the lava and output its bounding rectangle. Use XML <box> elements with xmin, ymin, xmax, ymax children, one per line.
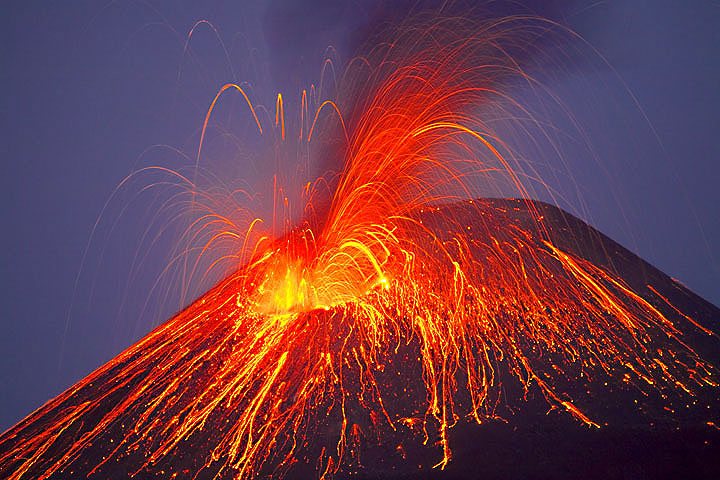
<box><xmin>0</xmin><ymin>15</ymin><xmax>717</xmax><ymax>480</ymax></box>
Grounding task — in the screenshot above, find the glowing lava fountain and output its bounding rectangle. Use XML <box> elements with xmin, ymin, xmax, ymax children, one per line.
<box><xmin>1</xmin><ymin>16</ymin><xmax>717</xmax><ymax>480</ymax></box>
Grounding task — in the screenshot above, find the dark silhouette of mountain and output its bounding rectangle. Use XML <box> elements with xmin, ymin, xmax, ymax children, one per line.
<box><xmin>0</xmin><ymin>198</ymin><xmax>718</xmax><ymax>480</ymax></box>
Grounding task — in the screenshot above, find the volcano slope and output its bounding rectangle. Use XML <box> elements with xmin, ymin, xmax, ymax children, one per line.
<box><xmin>0</xmin><ymin>198</ymin><xmax>718</xmax><ymax>480</ymax></box>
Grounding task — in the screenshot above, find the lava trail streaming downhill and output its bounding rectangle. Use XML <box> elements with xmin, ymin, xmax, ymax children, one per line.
<box><xmin>0</xmin><ymin>15</ymin><xmax>718</xmax><ymax>480</ymax></box>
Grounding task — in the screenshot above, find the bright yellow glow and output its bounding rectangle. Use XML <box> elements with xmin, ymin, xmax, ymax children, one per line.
<box><xmin>257</xmin><ymin>260</ymin><xmax>317</xmax><ymax>314</ymax></box>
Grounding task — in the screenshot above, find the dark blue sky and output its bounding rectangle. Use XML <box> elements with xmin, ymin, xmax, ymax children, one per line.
<box><xmin>1</xmin><ymin>1</ymin><xmax>718</xmax><ymax>431</ymax></box>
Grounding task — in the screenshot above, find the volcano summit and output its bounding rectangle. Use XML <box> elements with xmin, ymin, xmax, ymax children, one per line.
<box><xmin>0</xmin><ymin>198</ymin><xmax>718</xmax><ymax>480</ymax></box>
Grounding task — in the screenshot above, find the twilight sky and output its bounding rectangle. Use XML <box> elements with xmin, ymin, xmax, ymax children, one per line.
<box><xmin>1</xmin><ymin>0</ymin><xmax>718</xmax><ymax>431</ymax></box>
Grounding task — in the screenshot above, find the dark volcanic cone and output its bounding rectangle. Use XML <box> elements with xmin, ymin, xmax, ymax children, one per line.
<box><xmin>1</xmin><ymin>199</ymin><xmax>718</xmax><ymax>480</ymax></box>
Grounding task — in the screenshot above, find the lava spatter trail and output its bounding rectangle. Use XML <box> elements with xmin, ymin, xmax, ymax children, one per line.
<box><xmin>0</xmin><ymin>16</ymin><xmax>717</xmax><ymax>480</ymax></box>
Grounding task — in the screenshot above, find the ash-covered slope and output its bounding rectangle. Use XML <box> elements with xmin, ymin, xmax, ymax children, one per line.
<box><xmin>422</xmin><ymin>199</ymin><xmax>720</xmax><ymax>480</ymax></box>
<box><xmin>0</xmin><ymin>198</ymin><xmax>718</xmax><ymax>480</ymax></box>
<box><xmin>453</xmin><ymin>198</ymin><xmax>719</xmax><ymax>346</ymax></box>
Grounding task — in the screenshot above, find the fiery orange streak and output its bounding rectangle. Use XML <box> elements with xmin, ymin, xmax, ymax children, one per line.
<box><xmin>275</xmin><ymin>93</ymin><xmax>285</xmax><ymax>140</ymax></box>
<box><xmin>307</xmin><ymin>100</ymin><xmax>349</xmax><ymax>144</ymax></box>
<box><xmin>197</xmin><ymin>83</ymin><xmax>263</xmax><ymax>164</ymax></box>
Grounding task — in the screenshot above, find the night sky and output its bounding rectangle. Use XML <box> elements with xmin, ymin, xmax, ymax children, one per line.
<box><xmin>1</xmin><ymin>0</ymin><xmax>718</xmax><ymax>434</ymax></box>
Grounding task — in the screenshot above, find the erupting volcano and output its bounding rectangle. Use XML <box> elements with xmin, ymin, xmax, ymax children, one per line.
<box><xmin>1</xmin><ymin>15</ymin><xmax>718</xmax><ymax>480</ymax></box>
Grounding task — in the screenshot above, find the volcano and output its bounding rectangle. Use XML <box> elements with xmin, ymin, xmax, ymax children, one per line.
<box><xmin>0</xmin><ymin>198</ymin><xmax>718</xmax><ymax>480</ymax></box>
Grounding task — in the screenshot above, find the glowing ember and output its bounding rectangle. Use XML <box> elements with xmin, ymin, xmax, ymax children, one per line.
<box><xmin>0</xmin><ymin>15</ymin><xmax>717</xmax><ymax>480</ymax></box>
